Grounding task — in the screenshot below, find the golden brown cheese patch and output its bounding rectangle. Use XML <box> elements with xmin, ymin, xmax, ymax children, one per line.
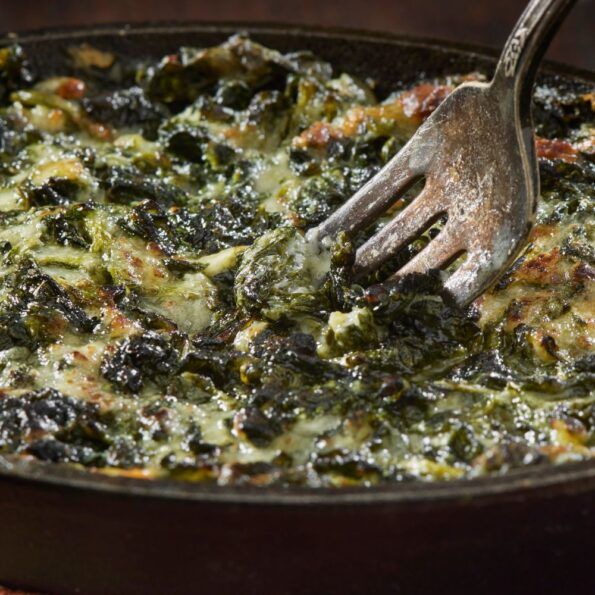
<box><xmin>292</xmin><ymin>82</ymin><xmax>454</xmax><ymax>150</ymax></box>
<box><xmin>535</xmin><ymin>137</ymin><xmax>578</xmax><ymax>163</ymax></box>
<box><xmin>514</xmin><ymin>248</ymin><xmax>564</xmax><ymax>286</ymax></box>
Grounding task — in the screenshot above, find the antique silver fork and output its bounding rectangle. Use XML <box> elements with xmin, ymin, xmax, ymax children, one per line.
<box><xmin>315</xmin><ymin>0</ymin><xmax>577</xmax><ymax>306</ymax></box>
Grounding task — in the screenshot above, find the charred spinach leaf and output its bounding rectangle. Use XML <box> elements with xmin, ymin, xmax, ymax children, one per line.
<box><xmin>0</xmin><ymin>262</ymin><xmax>98</xmax><ymax>345</ymax></box>
<box><xmin>43</xmin><ymin>205</ymin><xmax>93</xmax><ymax>248</ymax></box>
<box><xmin>82</xmin><ymin>86</ymin><xmax>167</xmax><ymax>139</ymax></box>
<box><xmin>99</xmin><ymin>166</ymin><xmax>187</xmax><ymax>206</ymax></box>
<box><xmin>0</xmin><ymin>388</ymin><xmax>108</xmax><ymax>465</ymax></box>
<box><xmin>101</xmin><ymin>332</ymin><xmax>180</xmax><ymax>393</ymax></box>
<box><xmin>24</xmin><ymin>178</ymin><xmax>82</xmax><ymax>207</ymax></box>
<box><xmin>0</xmin><ymin>45</ymin><xmax>34</xmax><ymax>104</ymax></box>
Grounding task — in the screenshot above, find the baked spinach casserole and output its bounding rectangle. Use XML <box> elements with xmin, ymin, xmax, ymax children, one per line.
<box><xmin>0</xmin><ymin>36</ymin><xmax>592</xmax><ymax>487</ymax></box>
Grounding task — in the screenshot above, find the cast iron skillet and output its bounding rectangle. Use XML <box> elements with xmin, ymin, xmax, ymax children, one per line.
<box><xmin>0</xmin><ymin>22</ymin><xmax>593</xmax><ymax>595</ymax></box>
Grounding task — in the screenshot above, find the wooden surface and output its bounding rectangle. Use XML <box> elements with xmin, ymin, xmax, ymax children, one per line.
<box><xmin>1</xmin><ymin>0</ymin><xmax>593</xmax><ymax>70</ymax></box>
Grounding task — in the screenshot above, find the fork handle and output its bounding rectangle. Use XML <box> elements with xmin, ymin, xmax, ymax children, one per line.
<box><xmin>492</xmin><ymin>0</ymin><xmax>576</xmax><ymax>104</ymax></box>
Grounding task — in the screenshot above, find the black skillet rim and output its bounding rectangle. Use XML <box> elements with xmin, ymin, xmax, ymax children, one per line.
<box><xmin>0</xmin><ymin>21</ymin><xmax>593</xmax><ymax>506</ymax></box>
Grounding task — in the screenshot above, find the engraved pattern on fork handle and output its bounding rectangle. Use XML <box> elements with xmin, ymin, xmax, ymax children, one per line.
<box><xmin>495</xmin><ymin>0</ymin><xmax>577</xmax><ymax>88</ymax></box>
<box><xmin>503</xmin><ymin>27</ymin><xmax>529</xmax><ymax>77</ymax></box>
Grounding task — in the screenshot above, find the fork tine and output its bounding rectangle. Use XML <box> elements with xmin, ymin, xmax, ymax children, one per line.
<box><xmin>316</xmin><ymin>138</ymin><xmax>424</xmax><ymax>239</ymax></box>
<box><xmin>352</xmin><ymin>187</ymin><xmax>443</xmax><ymax>278</ymax></box>
<box><xmin>387</xmin><ymin>227</ymin><xmax>462</xmax><ymax>280</ymax></box>
<box><xmin>442</xmin><ymin>257</ymin><xmax>482</xmax><ymax>306</ymax></box>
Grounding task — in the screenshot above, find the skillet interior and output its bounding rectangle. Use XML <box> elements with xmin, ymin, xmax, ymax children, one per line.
<box><xmin>0</xmin><ymin>22</ymin><xmax>593</xmax><ymax>595</ymax></box>
<box><xmin>0</xmin><ymin>20</ymin><xmax>593</xmax><ymax>504</ymax></box>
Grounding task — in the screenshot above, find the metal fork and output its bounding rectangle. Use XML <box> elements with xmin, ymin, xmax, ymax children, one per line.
<box><xmin>315</xmin><ymin>0</ymin><xmax>577</xmax><ymax>306</ymax></box>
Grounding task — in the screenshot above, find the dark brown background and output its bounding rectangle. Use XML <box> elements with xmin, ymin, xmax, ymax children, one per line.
<box><xmin>1</xmin><ymin>0</ymin><xmax>594</xmax><ymax>71</ymax></box>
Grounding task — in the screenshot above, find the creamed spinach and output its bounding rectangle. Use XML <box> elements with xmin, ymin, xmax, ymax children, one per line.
<box><xmin>0</xmin><ymin>36</ymin><xmax>593</xmax><ymax>486</ymax></box>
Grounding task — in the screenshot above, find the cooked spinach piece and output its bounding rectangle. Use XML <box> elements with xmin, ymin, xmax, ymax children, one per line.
<box><xmin>99</xmin><ymin>166</ymin><xmax>188</xmax><ymax>206</ymax></box>
<box><xmin>101</xmin><ymin>332</ymin><xmax>180</xmax><ymax>393</ymax></box>
<box><xmin>0</xmin><ymin>45</ymin><xmax>34</xmax><ymax>104</ymax></box>
<box><xmin>0</xmin><ymin>311</ymin><xmax>34</xmax><ymax>352</ymax></box>
<box><xmin>24</xmin><ymin>178</ymin><xmax>82</xmax><ymax>207</ymax></box>
<box><xmin>0</xmin><ymin>263</ymin><xmax>98</xmax><ymax>344</ymax></box>
<box><xmin>43</xmin><ymin>206</ymin><xmax>93</xmax><ymax>248</ymax></box>
<box><xmin>82</xmin><ymin>86</ymin><xmax>167</xmax><ymax>139</ymax></box>
<box><xmin>0</xmin><ymin>388</ymin><xmax>107</xmax><ymax>465</ymax></box>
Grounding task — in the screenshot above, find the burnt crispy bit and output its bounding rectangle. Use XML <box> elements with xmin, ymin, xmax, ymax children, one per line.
<box><xmin>0</xmin><ymin>116</ymin><xmax>42</xmax><ymax>167</ymax></box>
<box><xmin>244</xmin><ymin>90</ymin><xmax>290</xmax><ymax>145</ymax></box>
<box><xmin>82</xmin><ymin>86</ymin><xmax>167</xmax><ymax>139</ymax></box>
<box><xmin>145</xmin><ymin>51</ymin><xmax>217</xmax><ymax>108</ymax></box>
<box><xmin>164</xmin><ymin>127</ymin><xmax>207</xmax><ymax>162</ymax></box>
<box><xmin>233</xmin><ymin>406</ymin><xmax>282</xmax><ymax>447</ymax></box>
<box><xmin>0</xmin><ymin>388</ymin><xmax>108</xmax><ymax>464</ymax></box>
<box><xmin>533</xmin><ymin>82</ymin><xmax>595</xmax><ymax>138</ymax></box>
<box><xmin>255</xmin><ymin>331</ymin><xmax>344</xmax><ymax>383</ymax></box>
<box><xmin>514</xmin><ymin>247</ymin><xmax>566</xmax><ymax>287</ymax></box>
<box><xmin>182</xmin><ymin>187</ymin><xmax>277</xmax><ymax>253</ymax></box>
<box><xmin>179</xmin><ymin>349</ymin><xmax>233</xmax><ymax>389</ymax></box>
<box><xmin>311</xmin><ymin>448</ymin><xmax>382</xmax><ymax>482</ymax></box>
<box><xmin>220</xmin><ymin>461</ymin><xmax>280</xmax><ymax>486</ymax></box>
<box><xmin>384</xmin><ymin>384</ymin><xmax>439</xmax><ymax>424</ymax></box>
<box><xmin>0</xmin><ymin>312</ymin><xmax>33</xmax><ymax>352</ymax></box>
<box><xmin>169</xmin><ymin>207</ymin><xmax>210</xmax><ymax>249</ymax></box>
<box><xmin>101</xmin><ymin>332</ymin><xmax>179</xmax><ymax>393</ymax></box>
<box><xmin>187</xmin><ymin>425</ymin><xmax>221</xmax><ymax>456</ymax></box>
<box><xmin>24</xmin><ymin>178</ymin><xmax>82</xmax><ymax>207</ymax></box>
<box><xmin>289</xmin><ymin>170</ymin><xmax>350</xmax><ymax>228</ymax></box>
<box><xmin>119</xmin><ymin>201</ymin><xmax>213</xmax><ymax>254</ymax></box>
